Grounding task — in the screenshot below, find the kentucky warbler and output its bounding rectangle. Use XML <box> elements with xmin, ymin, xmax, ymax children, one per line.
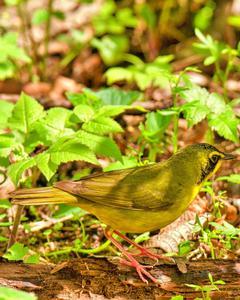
<box><xmin>11</xmin><ymin>143</ymin><xmax>235</xmax><ymax>283</ymax></box>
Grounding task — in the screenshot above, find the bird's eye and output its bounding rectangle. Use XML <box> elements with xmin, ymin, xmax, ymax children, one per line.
<box><xmin>210</xmin><ymin>154</ymin><xmax>219</xmax><ymax>164</ymax></box>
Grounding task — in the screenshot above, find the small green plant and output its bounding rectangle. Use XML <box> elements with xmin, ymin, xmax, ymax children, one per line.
<box><xmin>138</xmin><ymin>111</ymin><xmax>173</xmax><ymax>161</ymax></box>
<box><xmin>217</xmin><ymin>174</ymin><xmax>240</xmax><ymax>184</ymax></box>
<box><xmin>105</xmin><ymin>55</ymin><xmax>173</xmax><ymax>90</ymax></box>
<box><xmin>194</xmin><ymin>28</ymin><xmax>240</xmax><ymax>99</ymax></box>
<box><xmin>194</xmin><ymin>214</ymin><xmax>240</xmax><ymax>259</ymax></box>
<box><xmin>0</xmin><ymin>32</ymin><xmax>31</xmax><ymax>80</ymax></box>
<box><xmin>186</xmin><ymin>272</ymin><xmax>225</xmax><ymax>300</ymax></box>
<box><xmin>3</xmin><ymin>0</ymin><xmax>65</xmax><ymax>80</ymax></box>
<box><xmin>3</xmin><ymin>242</ymin><xmax>39</xmax><ymax>263</ymax></box>
<box><xmin>179</xmin><ymin>80</ymin><xmax>239</xmax><ymax>144</ymax></box>
<box><xmin>91</xmin><ymin>0</ymin><xmax>137</xmax><ymax>65</ymax></box>
<box><xmin>0</xmin><ymin>88</ymin><xmax>140</xmax><ymax>187</ymax></box>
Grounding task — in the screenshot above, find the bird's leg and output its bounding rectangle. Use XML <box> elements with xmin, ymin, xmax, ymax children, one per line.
<box><xmin>113</xmin><ymin>229</ymin><xmax>173</xmax><ymax>263</ymax></box>
<box><xmin>104</xmin><ymin>226</ymin><xmax>159</xmax><ymax>284</ymax></box>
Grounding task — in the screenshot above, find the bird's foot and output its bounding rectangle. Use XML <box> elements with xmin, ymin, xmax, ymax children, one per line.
<box><xmin>113</xmin><ymin>229</ymin><xmax>173</xmax><ymax>264</ymax></box>
<box><xmin>120</xmin><ymin>258</ymin><xmax>159</xmax><ymax>284</ymax></box>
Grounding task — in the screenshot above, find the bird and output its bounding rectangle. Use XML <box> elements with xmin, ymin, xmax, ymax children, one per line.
<box><xmin>11</xmin><ymin>143</ymin><xmax>235</xmax><ymax>283</ymax></box>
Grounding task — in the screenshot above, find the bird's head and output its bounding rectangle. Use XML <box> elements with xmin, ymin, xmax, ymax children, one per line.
<box><xmin>177</xmin><ymin>143</ymin><xmax>236</xmax><ymax>184</ymax></box>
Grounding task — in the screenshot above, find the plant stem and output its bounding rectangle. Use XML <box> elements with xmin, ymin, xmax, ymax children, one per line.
<box><xmin>16</xmin><ymin>1</ymin><xmax>34</xmax><ymax>80</ymax></box>
<box><xmin>42</xmin><ymin>0</ymin><xmax>54</xmax><ymax>80</ymax></box>
<box><xmin>46</xmin><ymin>239</ymin><xmax>111</xmax><ymax>256</ymax></box>
<box><xmin>171</xmin><ymin>75</ymin><xmax>181</xmax><ymax>153</ymax></box>
<box><xmin>223</xmin><ymin>58</ymin><xmax>233</xmax><ymax>101</ymax></box>
<box><xmin>7</xmin><ymin>205</ymin><xmax>24</xmax><ymax>249</ymax></box>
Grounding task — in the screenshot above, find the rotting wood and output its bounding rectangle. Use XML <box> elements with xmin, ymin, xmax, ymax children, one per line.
<box><xmin>0</xmin><ymin>258</ymin><xmax>239</xmax><ymax>299</ymax></box>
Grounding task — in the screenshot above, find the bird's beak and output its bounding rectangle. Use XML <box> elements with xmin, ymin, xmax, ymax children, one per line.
<box><xmin>222</xmin><ymin>153</ymin><xmax>236</xmax><ymax>160</ymax></box>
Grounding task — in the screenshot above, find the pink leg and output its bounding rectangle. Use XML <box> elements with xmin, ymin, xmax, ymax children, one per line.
<box><xmin>105</xmin><ymin>227</ymin><xmax>159</xmax><ymax>284</ymax></box>
<box><xmin>113</xmin><ymin>229</ymin><xmax>173</xmax><ymax>263</ymax></box>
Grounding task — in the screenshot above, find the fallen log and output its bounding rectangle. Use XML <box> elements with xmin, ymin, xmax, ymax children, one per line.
<box><xmin>0</xmin><ymin>258</ymin><xmax>239</xmax><ymax>299</ymax></box>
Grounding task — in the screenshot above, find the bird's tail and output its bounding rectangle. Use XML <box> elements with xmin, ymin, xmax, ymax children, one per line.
<box><xmin>11</xmin><ymin>187</ymin><xmax>78</xmax><ymax>206</ymax></box>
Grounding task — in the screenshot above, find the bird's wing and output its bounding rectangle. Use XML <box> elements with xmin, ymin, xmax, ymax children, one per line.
<box><xmin>54</xmin><ymin>163</ymin><xmax>174</xmax><ymax>211</ymax></box>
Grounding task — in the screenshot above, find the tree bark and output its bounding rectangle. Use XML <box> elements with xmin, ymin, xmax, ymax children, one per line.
<box><xmin>0</xmin><ymin>258</ymin><xmax>239</xmax><ymax>299</ymax></box>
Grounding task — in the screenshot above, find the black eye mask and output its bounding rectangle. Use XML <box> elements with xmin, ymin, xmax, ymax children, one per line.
<box><xmin>198</xmin><ymin>155</ymin><xmax>220</xmax><ymax>184</ymax></box>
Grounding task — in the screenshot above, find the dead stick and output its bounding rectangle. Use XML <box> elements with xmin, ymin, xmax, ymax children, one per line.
<box><xmin>7</xmin><ymin>205</ymin><xmax>24</xmax><ymax>249</ymax></box>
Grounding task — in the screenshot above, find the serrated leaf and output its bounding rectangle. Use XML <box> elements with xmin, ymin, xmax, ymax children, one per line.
<box><xmin>208</xmin><ymin>107</ymin><xmax>239</xmax><ymax>142</ymax></box>
<box><xmin>180</xmin><ymin>84</ymin><xmax>209</xmax><ymax>104</ymax></box>
<box><xmin>49</xmin><ymin>140</ymin><xmax>99</xmax><ymax>165</ymax></box>
<box><xmin>73</xmin><ymin>104</ymin><xmax>95</xmax><ymax>122</ymax></box>
<box><xmin>7</xmin><ymin>157</ymin><xmax>36</xmax><ymax>186</ymax></box>
<box><xmin>206</xmin><ymin>93</ymin><xmax>226</xmax><ymax>114</ymax></box>
<box><xmin>34</xmin><ymin>153</ymin><xmax>58</xmax><ymax>181</ymax></box>
<box><xmin>8</xmin><ymin>92</ymin><xmax>44</xmax><ymax>134</ymax></box>
<box><xmin>96</xmin><ymin>105</ymin><xmax>129</xmax><ymax>117</ymax></box>
<box><xmin>181</xmin><ymin>101</ymin><xmax>210</xmax><ymax>126</ymax></box>
<box><xmin>82</xmin><ymin>116</ymin><xmax>123</xmax><ymax>135</ymax></box>
<box><xmin>3</xmin><ymin>242</ymin><xmax>29</xmax><ymax>261</ymax></box>
<box><xmin>77</xmin><ymin>130</ymin><xmax>122</xmax><ymax>161</ymax></box>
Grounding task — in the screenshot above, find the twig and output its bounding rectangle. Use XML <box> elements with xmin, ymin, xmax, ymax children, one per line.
<box><xmin>7</xmin><ymin>205</ymin><xmax>24</xmax><ymax>249</ymax></box>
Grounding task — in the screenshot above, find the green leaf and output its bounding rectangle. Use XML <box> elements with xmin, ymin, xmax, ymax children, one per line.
<box><xmin>83</xmin><ymin>116</ymin><xmax>123</xmax><ymax>135</ymax></box>
<box><xmin>178</xmin><ymin>240</ymin><xmax>192</xmax><ymax>256</ymax></box>
<box><xmin>195</xmin><ymin>28</ymin><xmax>208</xmax><ymax>44</ymax></box>
<box><xmin>0</xmin><ymin>134</ymin><xmax>17</xmax><ymax>157</ymax></box>
<box><xmin>0</xmin><ymin>286</ymin><xmax>37</xmax><ymax>300</ymax></box>
<box><xmin>134</xmin><ymin>72</ymin><xmax>152</xmax><ymax>90</ymax></box>
<box><xmin>96</xmin><ymin>105</ymin><xmax>129</xmax><ymax>117</ymax></box>
<box><xmin>103</xmin><ymin>156</ymin><xmax>138</xmax><ymax>171</ymax></box>
<box><xmin>49</xmin><ymin>139</ymin><xmax>99</xmax><ymax>165</ymax></box>
<box><xmin>0</xmin><ymin>100</ymin><xmax>14</xmax><ymax>129</ymax></box>
<box><xmin>32</xmin><ymin>8</ymin><xmax>50</xmax><ymax>25</ymax></box>
<box><xmin>228</xmin><ymin>15</ymin><xmax>240</xmax><ymax>28</ymax></box>
<box><xmin>170</xmin><ymin>296</ymin><xmax>184</xmax><ymax>300</ymax></box>
<box><xmin>180</xmin><ymin>84</ymin><xmax>209</xmax><ymax>104</ymax></box>
<box><xmin>8</xmin><ymin>92</ymin><xmax>44</xmax><ymax>134</ymax></box>
<box><xmin>206</xmin><ymin>93</ymin><xmax>226</xmax><ymax>114</ymax></box>
<box><xmin>34</xmin><ymin>153</ymin><xmax>58</xmax><ymax>181</ymax></box>
<box><xmin>53</xmin><ymin>204</ymin><xmax>86</xmax><ymax>218</ymax></box>
<box><xmin>97</xmin><ymin>87</ymin><xmax>140</xmax><ymax>105</ymax></box>
<box><xmin>7</xmin><ymin>157</ymin><xmax>36</xmax><ymax>186</ymax></box>
<box><xmin>208</xmin><ymin>106</ymin><xmax>239</xmax><ymax>142</ymax></box>
<box><xmin>0</xmin><ymin>199</ymin><xmax>11</xmax><ymax>208</ymax></box>
<box><xmin>73</xmin><ymin>104</ymin><xmax>95</xmax><ymax>122</ymax></box>
<box><xmin>91</xmin><ymin>35</ymin><xmax>129</xmax><ymax>65</ymax></box>
<box><xmin>77</xmin><ymin>130</ymin><xmax>122</xmax><ymax>161</ymax></box>
<box><xmin>4</xmin><ymin>0</ymin><xmax>22</xmax><ymax>5</ymax></box>
<box><xmin>116</xmin><ymin>8</ymin><xmax>138</xmax><ymax>28</ymax></box>
<box><xmin>140</xmin><ymin>111</ymin><xmax>172</xmax><ymax>142</ymax></box>
<box><xmin>204</xmin><ymin>55</ymin><xmax>216</xmax><ymax>65</ymax></box>
<box><xmin>105</xmin><ymin>67</ymin><xmax>133</xmax><ymax>84</ymax></box>
<box><xmin>181</xmin><ymin>101</ymin><xmax>210</xmax><ymax>126</ymax></box>
<box><xmin>140</xmin><ymin>3</ymin><xmax>157</xmax><ymax>28</ymax></box>
<box><xmin>217</xmin><ymin>174</ymin><xmax>240</xmax><ymax>184</ymax></box>
<box><xmin>24</xmin><ymin>253</ymin><xmax>40</xmax><ymax>264</ymax></box>
<box><xmin>30</xmin><ymin>107</ymin><xmax>73</xmax><ymax>146</ymax></box>
<box><xmin>3</xmin><ymin>242</ymin><xmax>29</xmax><ymax>261</ymax></box>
